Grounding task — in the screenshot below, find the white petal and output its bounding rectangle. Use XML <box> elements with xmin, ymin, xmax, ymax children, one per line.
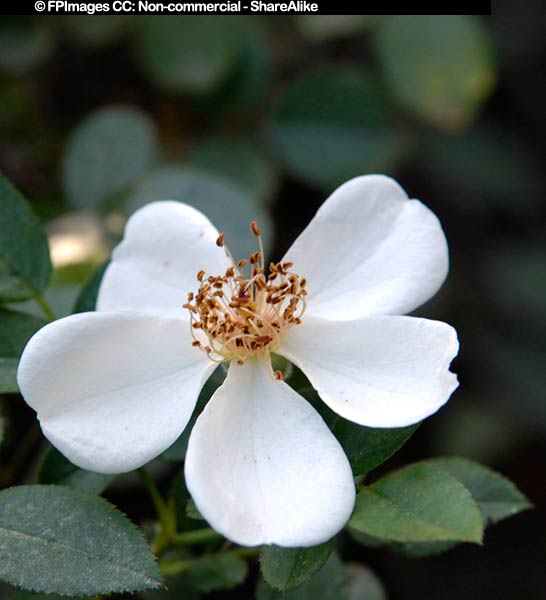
<box><xmin>279</xmin><ymin>315</ymin><xmax>459</xmax><ymax>428</ymax></box>
<box><xmin>283</xmin><ymin>175</ymin><xmax>449</xmax><ymax>320</ymax></box>
<box><xmin>17</xmin><ymin>312</ymin><xmax>213</xmax><ymax>473</ymax></box>
<box><xmin>184</xmin><ymin>360</ymin><xmax>355</xmax><ymax>547</ymax></box>
<box><xmin>97</xmin><ymin>201</ymin><xmax>231</xmax><ymax>317</ymax></box>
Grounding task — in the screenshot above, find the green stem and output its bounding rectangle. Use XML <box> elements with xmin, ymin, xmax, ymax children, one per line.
<box><xmin>159</xmin><ymin>558</ymin><xmax>194</xmax><ymax>577</ymax></box>
<box><xmin>138</xmin><ymin>468</ymin><xmax>168</xmax><ymax>517</ymax></box>
<box><xmin>233</xmin><ymin>546</ymin><xmax>261</xmax><ymax>559</ymax></box>
<box><xmin>159</xmin><ymin>547</ymin><xmax>260</xmax><ymax>578</ymax></box>
<box><xmin>171</xmin><ymin>527</ymin><xmax>223</xmax><ymax>547</ymax></box>
<box><xmin>138</xmin><ymin>468</ymin><xmax>177</xmax><ymax>555</ymax></box>
<box><xmin>33</xmin><ymin>291</ymin><xmax>56</xmax><ymax>321</ymax></box>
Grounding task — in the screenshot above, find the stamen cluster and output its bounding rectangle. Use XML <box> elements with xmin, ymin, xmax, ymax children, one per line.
<box><xmin>184</xmin><ymin>222</ymin><xmax>307</xmax><ymax>370</ymax></box>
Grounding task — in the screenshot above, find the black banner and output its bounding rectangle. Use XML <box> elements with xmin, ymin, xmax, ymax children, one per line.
<box><xmin>2</xmin><ymin>0</ymin><xmax>492</xmax><ymax>16</ymax></box>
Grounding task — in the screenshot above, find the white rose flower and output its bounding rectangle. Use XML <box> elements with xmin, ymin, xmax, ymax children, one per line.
<box><xmin>17</xmin><ymin>175</ymin><xmax>459</xmax><ymax>547</ymax></box>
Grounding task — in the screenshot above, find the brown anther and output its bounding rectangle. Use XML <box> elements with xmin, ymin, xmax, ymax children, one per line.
<box><xmin>216</xmin><ymin>232</ymin><xmax>225</xmax><ymax>247</ymax></box>
<box><xmin>184</xmin><ymin>229</ymin><xmax>306</xmax><ymax>364</ymax></box>
<box><xmin>250</xmin><ymin>221</ymin><xmax>261</xmax><ymax>237</ymax></box>
<box><xmin>274</xmin><ymin>370</ymin><xmax>283</xmax><ymax>381</ymax></box>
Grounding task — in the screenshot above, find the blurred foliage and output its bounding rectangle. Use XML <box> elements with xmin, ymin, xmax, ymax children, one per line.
<box><xmin>0</xmin><ymin>10</ymin><xmax>544</xmax><ymax>600</ymax></box>
<box><xmin>62</xmin><ymin>105</ymin><xmax>158</xmax><ymax>208</ymax></box>
<box><xmin>269</xmin><ymin>66</ymin><xmax>404</xmax><ymax>189</ymax></box>
<box><xmin>374</xmin><ymin>15</ymin><xmax>496</xmax><ymax>130</ymax></box>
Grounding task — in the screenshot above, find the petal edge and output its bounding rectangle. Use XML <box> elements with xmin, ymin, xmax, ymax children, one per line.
<box><xmin>185</xmin><ymin>359</ymin><xmax>355</xmax><ymax>547</ymax></box>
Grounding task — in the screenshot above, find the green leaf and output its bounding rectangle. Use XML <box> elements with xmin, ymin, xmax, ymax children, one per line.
<box><xmin>350</xmin><ymin>459</ymin><xmax>531</xmax><ymax>557</ymax></box>
<box><xmin>187</xmin><ymin>553</ymin><xmax>248</xmax><ymax>592</ymax></box>
<box><xmin>0</xmin><ymin>485</ymin><xmax>162</xmax><ymax>595</ymax></box>
<box><xmin>349</xmin><ymin>528</ymin><xmax>458</xmax><ymax>558</ymax></box>
<box><xmin>0</xmin><ymin>308</ymin><xmax>47</xmax><ymax>357</ymax></box>
<box><xmin>0</xmin><ymin>173</ymin><xmax>51</xmax><ymax>303</ymax></box>
<box><xmin>269</xmin><ymin>67</ymin><xmax>403</xmax><ymax>189</ymax></box>
<box><xmin>390</xmin><ymin>540</ymin><xmax>457</xmax><ymax>558</ymax></box>
<box><xmin>350</xmin><ymin>463</ymin><xmax>483</xmax><ymax>543</ymax></box>
<box><xmin>0</xmin><ymin>358</ymin><xmax>18</xmax><ymax>394</ymax></box>
<box><xmin>347</xmin><ymin>529</ymin><xmax>386</xmax><ymax>549</ymax></box>
<box><xmin>426</xmin><ymin>457</ymin><xmax>532</xmax><ymax>524</ymax></box>
<box><xmin>374</xmin><ymin>15</ymin><xmax>496</xmax><ymax>130</ymax></box>
<box><xmin>62</xmin><ymin>105</ymin><xmax>158</xmax><ymax>209</ymax></box>
<box><xmin>334</xmin><ymin>419</ymin><xmax>419</xmax><ymax>475</ymax></box>
<box><xmin>73</xmin><ymin>261</ymin><xmax>108</xmax><ymax>313</ymax></box>
<box><xmin>37</xmin><ymin>447</ymin><xmax>115</xmax><ymax>494</ymax></box>
<box><xmin>257</xmin><ymin>553</ymin><xmax>348</xmax><ymax>600</ymax></box>
<box><xmin>136</xmin><ymin>16</ymin><xmax>240</xmax><ymax>94</ymax></box>
<box><xmin>0</xmin><ymin>308</ymin><xmax>47</xmax><ymax>393</ymax></box>
<box><xmin>140</xmin><ymin>573</ymin><xmax>199</xmax><ymax>600</ymax></box>
<box><xmin>126</xmin><ymin>166</ymin><xmax>273</xmax><ymax>261</ymax></box>
<box><xmin>260</xmin><ymin>540</ymin><xmax>335</xmax><ymax>592</ymax></box>
<box><xmin>188</xmin><ymin>136</ymin><xmax>277</xmax><ymax>205</ymax></box>
<box><xmin>185</xmin><ymin>498</ymin><xmax>204</xmax><ymax>521</ymax></box>
<box><xmin>194</xmin><ymin>19</ymin><xmax>271</xmax><ymax>115</ymax></box>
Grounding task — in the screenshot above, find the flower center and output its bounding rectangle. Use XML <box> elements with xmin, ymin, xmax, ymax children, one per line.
<box><xmin>184</xmin><ymin>222</ymin><xmax>307</xmax><ymax>372</ymax></box>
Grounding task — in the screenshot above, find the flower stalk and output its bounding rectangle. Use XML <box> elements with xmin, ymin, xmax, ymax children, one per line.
<box><xmin>34</xmin><ymin>293</ymin><xmax>56</xmax><ymax>321</ymax></box>
<box><xmin>171</xmin><ymin>527</ymin><xmax>223</xmax><ymax>547</ymax></box>
<box><xmin>137</xmin><ymin>468</ymin><xmax>177</xmax><ymax>556</ymax></box>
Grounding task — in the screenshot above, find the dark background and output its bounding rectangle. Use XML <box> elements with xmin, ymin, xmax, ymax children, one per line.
<box><xmin>0</xmin><ymin>8</ymin><xmax>544</xmax><ymax>599</ymax></box>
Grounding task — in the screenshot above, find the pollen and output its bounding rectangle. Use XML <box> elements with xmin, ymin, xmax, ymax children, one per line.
<box><xmin>184</xmin><ymin>223</ymin><xmax>307</xmax><ymax>365</ymax></box>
